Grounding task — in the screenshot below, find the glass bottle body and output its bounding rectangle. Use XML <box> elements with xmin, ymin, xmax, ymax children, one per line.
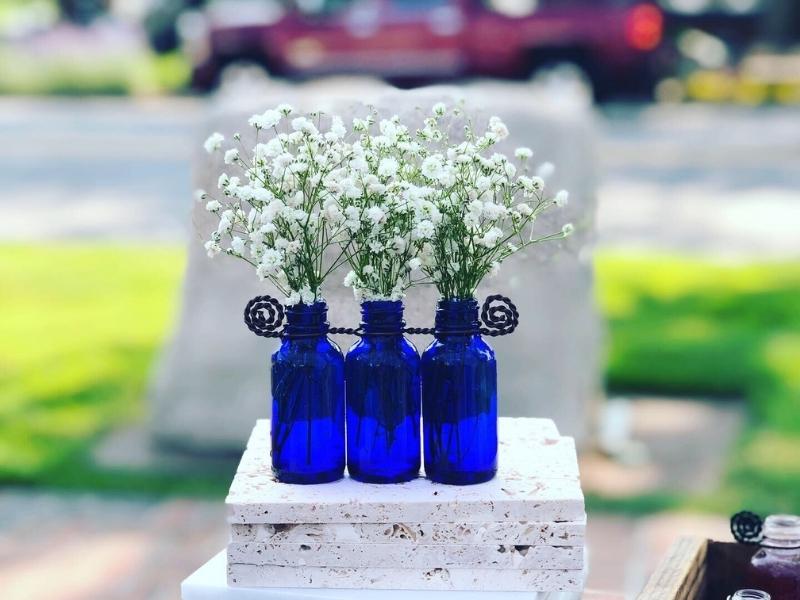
<box><xmin>421</xmin><ymin>298</ymin><xmax>498</xmax><ymax>485</ymax></box>
<box><xmin>271</xmin><ymin>301</ymin><xmax>345</xmax><ymax>484</ymax></box>
<box><xmin>748</xmin><ymin>515</ymin><xmax>800</xmax><ymax>600</ymax></box>
<box><xmin>346</xmin><ymin>300</ymin><xmax>420</xmax><ymax>483</ymax></box>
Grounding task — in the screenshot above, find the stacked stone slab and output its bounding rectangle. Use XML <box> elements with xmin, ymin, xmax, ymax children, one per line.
<box><xmin>226</xmin><ymin>417</ymin><xmax>586</xmax><ymax>592</ymax></box>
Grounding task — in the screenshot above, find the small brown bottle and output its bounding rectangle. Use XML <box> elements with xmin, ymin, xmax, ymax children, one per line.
<box><xmin>748</xmin><ymin>514</ymin><xmax>800</xmax><ymax>600</ymax></box>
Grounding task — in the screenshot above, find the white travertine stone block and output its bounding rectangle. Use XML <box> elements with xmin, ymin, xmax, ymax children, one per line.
<box><xmin>228</xmin><ymin>542</ymin><xmax>583</xmax><ymax>570</ymax></box>
<box><xmin>236</xmin><ymin>418</ymin><xmax>577</xmax><ymax>478</ymax></box>
<box><xmin>229</xmin><ymin>518</ymin><xmax>585</xmax><ymax>546</ymax></box>
<box><xmin>227</xmin><ymin>563</ymin><xmax>584</xmax><ymax>592</ymax></box>
<box><xmin>226</xmin><ymin>418</ymin><xmax>585</xmax><ymax>525</ymax></box>
<box><xmin>186</xmin><ymin>549</ymin><xmax>583</xmax><ymax>599</ymax></box>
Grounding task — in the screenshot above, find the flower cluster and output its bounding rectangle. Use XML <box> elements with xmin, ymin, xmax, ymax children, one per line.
<box><xmin>334</xmin><ymin>111</ymin><xmax>435</xmax><ymax>301</ymax></box>
<box><xmin>408</xmin><ymin>104</ymin><xmax>573</xmax><ymax>299</ymax></box>
<box><xmin>199</xmin><ymin>102</ymin><xmax>572</xmax><ymax>305</ymax></box>
<box><xmin>198</xmin><ymin>105</ymin><xmax>355</xmax><ymax>305</ymax></box>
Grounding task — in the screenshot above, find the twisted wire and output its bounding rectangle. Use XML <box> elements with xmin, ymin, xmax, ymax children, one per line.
<box><xmin>479</xmin><ymin>294</ymin><xmax>519</xmax><ymax>337</ymax></box>
<box><xmin>243</xmin><ymin>295</ymin><xmax>285</xmax><ymax>338</ymax></box>
<box><xmin>243</xmin><ymin>294</ymin><xmax>519</xmax><ymax>339</ymax></box>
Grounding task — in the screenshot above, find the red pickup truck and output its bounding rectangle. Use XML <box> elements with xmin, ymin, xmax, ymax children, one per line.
<box><xmin>187</xmin><ymin>0</ymin><xmax>665</xmax><ymax>98</ymax></box>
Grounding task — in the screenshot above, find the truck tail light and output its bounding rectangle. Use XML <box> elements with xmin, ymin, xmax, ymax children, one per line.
<box><xmin>625</xmin><ymin>4</ymin><xmax>663</xmax><ymax>51</ymax></box>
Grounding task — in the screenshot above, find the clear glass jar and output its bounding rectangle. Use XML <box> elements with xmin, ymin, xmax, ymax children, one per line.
<box><xmin>271</xmin><ymin>301</ymin><xmax>345</xmax><ymax>484</ymax></box>
<box><xmin>345</xmin><ymin>300</ymin><xmax>421</xmax><ymax>483</ymax></box>
<box><xmin>748</xmin><ymin>514</ymin><xmax>800</xmax><ymax>600</ymax></box>
<box><xmin>421</xmin><ymin>298</ymin><xmax>498</xmax><ymax>485</ymax></box>
<box><xmin>728</xmin><ymin>590</ymin><xmax>771</xmax><ymax>600</ymax></box>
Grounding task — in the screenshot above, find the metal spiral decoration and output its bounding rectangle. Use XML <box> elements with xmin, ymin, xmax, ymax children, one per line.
<box><xmin>244</xmin><ymin>295</ymin><xmax>285</xmax><ymax>338</ymax></box>
<box><xmin>731</xmin><ymin>511</ymin><xmax>763</xmax><ymax>545</ymax></box>
<box><xmin>402</xmin><ymin>294</ymin><xmax>519</xmax><ymax>337</ymax></box>
<box><xmin>243</xmin><ymin>294</ymin><xmax>519</xmax><ymax>339</ymax></box>
<box><xmin>479</xmin><ymin>294</ymin><xmax>519</xmax><ymax>337</ymax></box>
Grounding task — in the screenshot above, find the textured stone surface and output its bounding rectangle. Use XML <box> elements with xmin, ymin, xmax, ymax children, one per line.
<box><xmin>229</xmin><ymin>519</ymin><xmax>585</xmax><ymax>546</ymax></box>
<box><xmin>228</xmin><ymin>542</ymin><xmax>583</xmax><ymax>570</ymax></box>
<box><xmin>149</xmin><ymin>81</ymin><xmax>600</xmax><ymax>453</ymax></box>
<box><xmin>188</xmin><ymin>550</ymin><xmax>584</xmax><ymax>599</ymax></box>
<box><xmin>227</xmin><ymin>563</ymin><xmax>585</xmax><ymax>592</ymax></box>
<box><xmin>226</xmin><ymin>418</ymin><xmax>585</xmax><ymax>525</ymax></box>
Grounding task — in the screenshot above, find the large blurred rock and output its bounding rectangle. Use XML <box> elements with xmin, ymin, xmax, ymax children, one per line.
<box><xmin>149</xmin><ymin>78</ymin><xmax>601</xmax><ymax>453</ymax></box>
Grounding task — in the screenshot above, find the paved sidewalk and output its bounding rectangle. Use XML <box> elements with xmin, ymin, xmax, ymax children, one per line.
<box><xmin>0</xmin><ymin>490</ymin><xmax>226</xmax><ymax>600</ymax></box>
<box><xmin>2</xmin><ymin>97</ymin><xmax>799</xmax><ymax>257</ymax></box>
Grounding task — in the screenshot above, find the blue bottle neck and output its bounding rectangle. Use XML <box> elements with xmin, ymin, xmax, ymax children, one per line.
<box><xmin>360</xmin><ymin>300</ymin><xmax>405</xmax><ymax>336</ymax></box>
<box><xmin>435</xmin><ymin>298</ymin><xmax>480</xmax><ymax>336</ymax></box>
<box><xmin>284</xmin><ymin>301</ymin><xmax>329</xmax><ymax>337</ymax></box>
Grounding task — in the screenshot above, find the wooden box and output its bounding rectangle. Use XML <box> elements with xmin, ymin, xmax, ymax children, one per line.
<box><xmin>637</xmin><ymin>536</ymin><xmax>766</xmax><ymax>600</ymax></box>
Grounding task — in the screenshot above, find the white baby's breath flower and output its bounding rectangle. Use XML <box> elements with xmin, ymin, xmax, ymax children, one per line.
<box><xmin>366</xmin><ymin>206</ymin><xmax>385</xmax><ymax>225</ymax></box>
<box><xmin>224</xmin><ymin>148</ymin><xmax>239</xmax><ymax>165</ymax></box>
<box><xmin>230</xmin><ymin>236</ymin><xmax>245</xmax><ymax>255</ymax></box>
<box><xmin>536</xmin><ymin>162</ymin><xmax>555</xmax><ymax>179</ymax></box>
<box><xmin>515</xmin><ymin>147</ymin><xmax>533</xmax><ymax>160</ymax></box>
<box><xmin>343</xmin><ymin>270</ymin><xmax>358</xmax><ymax>288</ymax></box>
<box><xmin>562</xmin><ymin>223</ymin><xmax>575</xmax><ymax>236</ymax></box>
<box><xmin>277</xmin><ymin>103</ymin><xmax>294</xmax><ymax>116</ymax></box>
<box><xmin>414</xmin><ymin>220</ymin><xmax>435</xmax><ymax>240</ymax></box>
<box><xmin>554</xmin><ymin>190</ymin><xmax>569</xmax><ymax>207</ymax></box>
<box><xmin>248</xmin><ymin>109</ymin><xmax>281</xmax><ymax>130</ymax></box>
<box><xmin>488</xmin><ymin>116</ymin><xmax>509</xmax><ymax>141</ymax></box>
<box><xmin>421</xmin><ymin>156</ymin><xmax>443</xmax><ymax>180</ymax></box>
<box><xmin>480</xmin><ymin>227</ymin><xmax>504</xmax><ymax>248</ymax></box>
<box><xmin>291</xmin><ymin>117</ymin><xmax>317</xmax><ymax>134</ymax></box>
<box><xmin>377</xmin><ymin>157</ymin><xmax>399</xmax><ymax>178</ymax></box>
<box><xmin>201</xmin><ymin>104</ymin><xmax>571</xmax><ymax>306</ymax></box>
<box><xmin>328</xmin><ymin>116</ymin><xmax>346</xmax><ymax>139</ymax></box>
<box><xmin>204</xmin><ymin>240</ymin><xmax>221</xmax><ymax>257</ymax></box>
<box><xmin>194</xmin><ymin>189</ymin><xmax>207</xmax><ymax>202</ymax></box>
<box><xmin>204</xmin><ymin>132</ymin><xmax>224</xmax><ymax>153</ymax></box>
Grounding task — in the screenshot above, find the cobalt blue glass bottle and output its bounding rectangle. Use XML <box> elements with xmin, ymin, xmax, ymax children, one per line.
<box><xmin>271</xmin><ymin>301</ymin><xmax>345</xmax><ymax>484</ymax></box>
<box><xmin>421</xmin><ymin>298</ymin><xmax>498</xmax><ymax>485</ymax></box>
<box><xmin>346</xmin><ymin>300</ymin><xmax>421</xmax><ymax>483</ymax></box>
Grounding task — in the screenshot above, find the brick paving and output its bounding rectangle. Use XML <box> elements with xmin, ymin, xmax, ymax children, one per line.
<box><xmin>0</xmin><ymin>490</ymin><xmax>226</xmax><ymax>600</ymax></box>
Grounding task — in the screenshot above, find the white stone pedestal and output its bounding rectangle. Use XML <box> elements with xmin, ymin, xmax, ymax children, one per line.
<box><xmin>226</xmin><ymin>417</ymin><xmax>586</xmax><ymax>592</ymax></box>
<box><xmin>183</xmin><ymin>551</ymin><xmax>583</xmax><ymax>600</ymax></box>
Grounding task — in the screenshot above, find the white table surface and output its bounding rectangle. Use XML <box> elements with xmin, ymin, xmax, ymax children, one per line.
<box><xmin>182</xmin><ymin>550</ymin><xmax>583</xmax><ymax>600</ymax></box>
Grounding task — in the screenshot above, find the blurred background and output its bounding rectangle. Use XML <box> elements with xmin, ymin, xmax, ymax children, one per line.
<box><xmin>1</xmin><ymin>0</ymin><xmax>799</xmax><ymax>598</ymax></box>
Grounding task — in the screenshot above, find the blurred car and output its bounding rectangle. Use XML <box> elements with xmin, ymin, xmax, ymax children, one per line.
<box><xmin>183</xmin><ymin>0</ymin><xmax>665</xmax><ymax>98</ymax></box>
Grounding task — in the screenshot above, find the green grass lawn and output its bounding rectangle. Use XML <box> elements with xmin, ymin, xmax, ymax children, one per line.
<box><xmin>0</xmin><ymin>48</ymin><xmax>190</xmax><ymax>96</ymax></box>
<box><xmin>0</xmin><ymin>244</ymin><xmax>227</xmax><ymax>495</ymax></box>
<box><xmin>2</xmin><ymin>245</ymin><xmax>799</xmax><ymax>509</ymax></box>
<box><xmin>597</xmin><ymin>253</ymin><xmax>800</xmax><ymax>515</ymax></box>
